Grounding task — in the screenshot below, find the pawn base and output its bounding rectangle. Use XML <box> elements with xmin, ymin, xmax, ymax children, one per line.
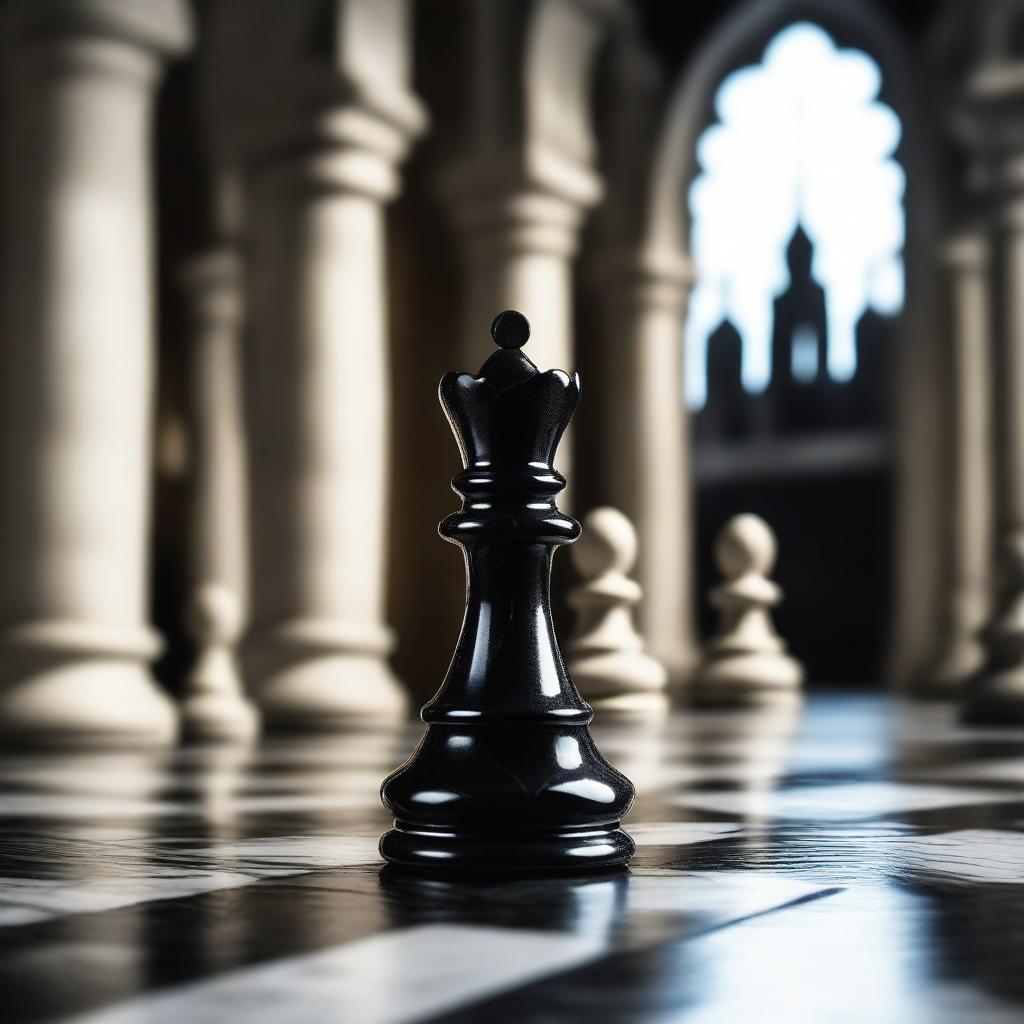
<box><xmin>380</xmin><ymin>821</ymin><xmax>635</xmax><ymax>872</ymax></box>
<box><xmin>962</xmin><ymin>669</ymin><xmax>1024</xmax><ymax>725</ymax></box>
<box><xmin>692</xmin><ymin>651</ymin><xmax>804</xmax><ymax>708</ymax></box>
<box><xmin>570</xmin><ymin>649</ymin><xmax>668</xmax><ymax>713</ymax></box>
<box><xmin>589</xmin><ymin>690</ymin><xmax>670</xmax><ymax>715</ymax></box>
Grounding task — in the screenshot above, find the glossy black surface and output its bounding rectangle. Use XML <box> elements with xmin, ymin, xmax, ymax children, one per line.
<box><xmin>1</xmin><ymin>694</ymin><xmax>1024</xmax><ymax>1023</ymax></box>
<box><xmin>379</xmin><ymin>311</ymin><xmax>635</xmax><ymax>870</ymax></box>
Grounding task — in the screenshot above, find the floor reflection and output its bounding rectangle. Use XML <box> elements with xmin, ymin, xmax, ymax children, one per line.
<box><xmin>0</xmin><ymin>694</ymin><xmax>1020</xmax><ymax>1022</ymax></box>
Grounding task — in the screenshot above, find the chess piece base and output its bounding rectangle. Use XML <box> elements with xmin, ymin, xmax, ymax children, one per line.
<box><xmin>962</xmin><ymin>669</ymin><xmax>1024</xmax><ymax>724</ymax></box>
<box><xmin>181</xmin><ymin>692</ymin><xmax>260</xmax><ymax>743</ymax></box>
<box><xmin>255</xmin><ymin>652</ymin><xmax>407</xmax><ymax>730</ymax></box>
<box><xmin>379</xmin><ymin>821</ymin><xmax>635</xmax><ymax>872</ymax></box>
<box><xmin>0</xmin><ymin>660</ymin><xmax>177</xmax><ymax>749</ymax></box>
<box><xmin>692</xmin><ymin>651</ymin><xmax>804</xmax><ymax>708</ymax></box>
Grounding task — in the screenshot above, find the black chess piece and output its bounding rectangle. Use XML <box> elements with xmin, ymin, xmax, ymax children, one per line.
<box><xmin>380</xmin><ymin>310</ymin><xmax>635</xmax><ymax>871</ymax></box>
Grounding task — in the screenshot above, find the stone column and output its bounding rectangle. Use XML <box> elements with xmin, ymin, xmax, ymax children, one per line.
<box><xmin>917</xmin><ymin>232</ymin><xmax>993</xmax><ymax>697</ymax></box>
<box><xmin>588</xmin><ymin>249</ymin><xmax>696</xmax><ymax>684</ymax></box>
<box><xmin>439</xmin><ymin>0</ymin><xmax>617</xmax><ymax>479</ymax></box>
<box><xmin>0</xmin><ymin>0</ymin><xmax>190</xmax><ymax>747</ymax></box>
<box><xmin>178</xmin><ymin>249</ymin><xmax>258</xmax><ymax>741</ymax></box>
<box><xmin>967</xmin><ymin>193</ymin><xmax>1024</xmax><ymax>722</ymax></box>
<box><xmin>222</xmin><ymin>4</ymin><xmax>426</xmax><ymax>728</ymax></box>
<box><xmin>444</xmin><ymin>186</ymin><xmax>596</xmax><ymax>386</ymax></box>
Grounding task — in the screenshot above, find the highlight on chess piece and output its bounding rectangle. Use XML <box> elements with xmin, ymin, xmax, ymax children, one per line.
<box><xmin>692</xmin><ymin>513</ymin><xmax>804</xmax><ymax>707</ymax></box>
<box><xmin>180</xmin><ymin>584</ymin><xmax>259</xmax><ymax>743</ymax></box>
<box><xmin>567</xmin><ymin>507</ymin><xmax>668</xmax><ymax>713</ymax></box>
<box><xmin>379</xmin><ymin>310</ymin><xmax>635</xmax><ymax>870</ymax></box>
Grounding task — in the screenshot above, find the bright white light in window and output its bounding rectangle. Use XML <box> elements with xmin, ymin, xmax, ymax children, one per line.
<box><xmin>684</xmin><ymin>22</ymin><xmax>905</xmax><ymax>409</ymax></box>
<box><xmin>790</xmin><ymin>324</ymin><xmax>819</xmax><ymax>382</ymax></box>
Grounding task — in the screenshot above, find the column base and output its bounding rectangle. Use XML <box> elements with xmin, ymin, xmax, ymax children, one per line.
<box><xmin>0</xmin><ymin>659</ymin><xmax>177</xmax><ymax>749</ymax></box>
<box><xmin>253</xmin><ymin>651</ymin><xmax>408</xmax><ymax>731</ymax></box>
<box><xmin>962</xmin><ymin>669</ymin><xmax>1024</xmax><ymax>725</ymax></box>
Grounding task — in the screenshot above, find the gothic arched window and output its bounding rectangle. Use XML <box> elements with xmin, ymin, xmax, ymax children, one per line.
<box><xmin>685</xmin><ymin>22</ymin><xmax>904</xmax><ymax>414</ymax></box>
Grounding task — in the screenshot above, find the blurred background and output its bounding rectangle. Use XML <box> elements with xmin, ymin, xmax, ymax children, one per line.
<box><xmin>0</xmin><ymin>0</ymin><xmax>1012</xmax><ymax>745</ymax></box>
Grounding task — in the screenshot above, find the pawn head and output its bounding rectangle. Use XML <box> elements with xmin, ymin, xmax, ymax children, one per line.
<box><xmin>715</xmin><ymin>513</ymin><xmax>776</xmax><ymax>578</ymax></box>
<box><xmin>573</xmin><ymin>506</ymin><xmax>637</xmax><ymax>578</ymax></box>
<box><xmin>188</xmin><ymin>583</ymin><xmax>241</xmax><ymax>645</ymax></box>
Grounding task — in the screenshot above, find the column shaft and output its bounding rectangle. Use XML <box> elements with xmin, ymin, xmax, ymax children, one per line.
<box><xmin>243</xmin><ymin>157</ymin><xmax>406</xmax><ymax>726</ymax></box>
<box><xmin>0</xmin><ymin>22</ymin><xmax>183</xmax><ymax>746</ymax></box>
<box><xmin>590</xmin><ymin>253</ymin><xmax>695</xmax><ymax>684</ymax></box>
<box><xmin>967</xmin><ymin>199</ymin><xmax>1024</xmax><ymax>720</ymax></box>
<box><xmin>184</xmin><ymin>251</ymin><xmax>248</xmax><ymax>606</ymax></box>
<box><xmin>918</xmin><ymin>233</ymin><xmax>992</xmax><ymax>695</ymax></box>
<box><xmin>179</xmin><ymin>249</ymin><xmax>256</xmax><ymax>741</ymax></box>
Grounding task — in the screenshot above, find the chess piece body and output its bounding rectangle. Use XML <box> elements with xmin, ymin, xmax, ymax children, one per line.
<box><xmin>693</xmin><ymin>514</ymin><xmax>804</xmax><ymax>706</ymax></box>
<box><xmin>180</xmin><ymin>585</ymin><xmax>259</xmax><ymax>743</ymax></box>
<box><xmin>380</xmin><ymin>311</ymin><xmax>635</xmax><ymax>871</ymax></box>
<box><xmin>567</xmin><ymin>508</ymin><xmax>668</xmax><ymax>712</ymax></box>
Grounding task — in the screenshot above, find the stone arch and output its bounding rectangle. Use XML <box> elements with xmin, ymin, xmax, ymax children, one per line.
<box><xmin>592</xmin><ymin>0</ymin><xmax>945</xmax><ymax>683</ymax></box>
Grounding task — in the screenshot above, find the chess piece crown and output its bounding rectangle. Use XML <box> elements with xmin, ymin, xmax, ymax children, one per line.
<box><xmin>380</xmin><ymin>310</ymin><xmax>635</xmax><ymax>871</ymax></box>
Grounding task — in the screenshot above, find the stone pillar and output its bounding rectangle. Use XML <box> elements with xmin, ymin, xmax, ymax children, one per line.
<box><xmin>0</xmin><ymin>0</ymin><xmax>190</xmax><ymax>747</ymax></box>
<box><xmin>967</xmin><ymin>194</ymin><xmax>1024</xmax><ymax>722</ymax></box>
<box><xmin>218</xmin><ymin>1</ymin><xmax>426</xmax><ymax>729</ymax></box>
<box><xmin>916</xmin><ymin>232</ymin><xmax>993</xmax><ymax>697</ymax></box>
<box><xmin>589</xmin><ymin>250</ymin><xmax>696</xmax><ymax>684</ymax></box>
<box><xmin>444</xmin><ymin>186</ymin><xmax>596</xmax><ymax>386</ymax></box>
<box><xmin>439</xmin><ymin>0</ymin><xmax>617</xmax><ymax>478</ymax></box>
<box><xmin>581</xmin><ymin>34</ymin><xmax>696</xmax><ymax>684</ymax></box>
<box><xmin>178</xmin><ymin>250</ymin><xmax>258</xmax><ymax>741</ymax></box>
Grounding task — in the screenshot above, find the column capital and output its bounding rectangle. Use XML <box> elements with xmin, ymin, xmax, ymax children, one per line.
<box><xmin>202</xmin><ymin>0</ymin><xmax>426</xmax><ymax>203</ymax></box>
<box><xmin>442</xmin><ymin>182</ymin><xmax>593</xmax><ymax>261</ymax></box>
<box><xmin>587</xmin><ymin>246</ymin><xmax>694</xmax><ymax>313</ymax></box>
<box><xmin>939</xmin><ymin>231</ymin><xmax>990</xmax><ymax>271</ymax></box>
<box><xmin>1</xmin><ymin>0</ymin><xmax>191</xmax><ymax>57</ymax></box>
<box><xmin>247</xmin><ymin>120</ymin><xmax>423</xmax><ymax>203</ymax></box>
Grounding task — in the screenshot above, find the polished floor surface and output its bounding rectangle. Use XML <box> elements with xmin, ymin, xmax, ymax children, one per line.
<box><xmin>1</xmin><ymin>693</ymin><xmax>1023</xmax><ymax>1023</ymax></box>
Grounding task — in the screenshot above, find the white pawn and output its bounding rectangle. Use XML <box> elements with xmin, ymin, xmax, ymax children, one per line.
<box><xmin>567</xmin><ymin>507</ymin><xmax>668</xmax><ymax>712</ymax></box>
<box><xmin>180</xmin><ymin>584</ymin><xmax>259</xmax><ymax>742</ymax></box>
<box><xmin>693</xmin><ymin>514</ymin><xmax>803</xmax><ymax>706</ymax></box>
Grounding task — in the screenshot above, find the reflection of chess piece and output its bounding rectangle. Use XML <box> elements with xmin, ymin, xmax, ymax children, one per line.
<box><xmin>567</xmin><ymin>508</ymin><xmax>668</xmax><ymax>713</ymax></box>
<box><xmin>693</xmin><ymin>514</ymin><xmax>803</xmax><ymax>706</ymax></box>
<box><xmin>181</xmin><ymin>585</ymin><xmax>259</xmax><ymax>742</ymax></box>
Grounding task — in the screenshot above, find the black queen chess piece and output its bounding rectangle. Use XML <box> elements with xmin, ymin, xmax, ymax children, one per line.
<box><xmin>380</xmin><ymin>310</ymin><xmax>635</xmax><ymax>871</ymax></box>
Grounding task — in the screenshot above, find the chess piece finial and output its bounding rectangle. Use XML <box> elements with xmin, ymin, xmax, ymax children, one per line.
<box><xmin>567</xmin><ymin>508</ymin><xmax>668</xmax><ymax>713</ymax></box>
<box><xmin>180</xmin><ymin>584</ymin><xmax>259</xmax><ymax>742</ymax></box>
<box><xmin>490</xmin><ymin>309</ymin><xmax>530</xmax><ymax>348</ymax></box>
<box><xmin>380</xmin><ymin>311</ymin><xmax>635</xmax><ymax>871</ymax></box>
<box><xmin>692</xmin><ymin>514</ymin><xmax>804</xmax><ymax>707</ymax></box>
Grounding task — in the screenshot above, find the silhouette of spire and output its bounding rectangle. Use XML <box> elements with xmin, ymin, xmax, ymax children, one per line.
<box><xmin>770</xmin><ymin>222</ymin><xmax>829</xmax><ymax>433</ymax></box>
<box><xmin>785</xmin><ymin>223</ymin><xmax>815</xmax><ymax>281</ymax></box>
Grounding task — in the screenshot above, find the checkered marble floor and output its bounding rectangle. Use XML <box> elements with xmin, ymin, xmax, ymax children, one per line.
<box><xmin>1</xmin><ymin>693</ymin><xmax>1022</xmax><ymax>1023</ymax></box>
